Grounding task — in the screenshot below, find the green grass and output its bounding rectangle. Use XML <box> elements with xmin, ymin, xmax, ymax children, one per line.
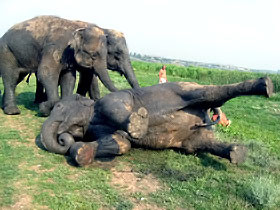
<box><xmin>0</xmin><ymin>63</ymin><xmax>279</xmax><ymax>209</ymax></box>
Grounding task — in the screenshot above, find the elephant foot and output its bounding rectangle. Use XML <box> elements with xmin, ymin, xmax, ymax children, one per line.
<box><xmin>39</xmin><ymin>100</ymin><xmax>57</xmax><ymax>116</ymax></box>
<box><xmin>69</xmin><ymin>142</ymin><xmax>98</xmax><ymax>166</ymax></box>
<box><xmin>263</xmin><ymin>77</ymin><xmax>274</xmax><ymax>97</ymax></box>
<box><xmin>229</xmin><ymin>145</ymin><xmax>247</xmax><ymax>164</ymax></box>
<box><xmin>3</xmin><ymin>105</ymin><xmax>21</xmax><ymax>115</ymax></box>
<box><xmin>256</xmin><ymin>77</ymin><xmax>274</xmax><ymax>98</ymax></box>
<box><xmin>127</xmin><ymin>107</ymin><xmax>149</xmax><ymax>139</ymax></box>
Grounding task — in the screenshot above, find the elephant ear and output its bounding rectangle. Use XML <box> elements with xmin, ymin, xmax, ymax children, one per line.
<box><xmin>69</xmin><ymin>28</ymin><xmax>94</xmax><ymax>68</ymax></box>
<box><xmin>69</xmin><ymin>28</ymin><xmax>86</xmax><ymax>51</ymax></box>
<box><xmin>69</xmin><ymin>27</ymin><xmax>107</xmax><ymax>69</ymax></box>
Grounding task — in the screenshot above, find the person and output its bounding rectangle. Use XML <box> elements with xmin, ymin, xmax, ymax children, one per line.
<box><xmin>212</xmin><ymin>110</ymin><xmax>231</xmax><ymax>127</ymax></box>
<box><xmin>158</xmin><ymin>65</ymin><xmax>168</xmax><ymax>84</ymax></box>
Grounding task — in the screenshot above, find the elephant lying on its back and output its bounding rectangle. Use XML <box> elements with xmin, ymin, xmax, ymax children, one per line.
<box><xmin>40</xmin><ymin>77</ymin><xmax>274</xmax><ymax>166</ymax></box>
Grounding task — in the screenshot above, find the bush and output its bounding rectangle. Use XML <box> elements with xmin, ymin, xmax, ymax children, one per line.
<box><xmin>244</xmin><ymin>176</ymin><xmax>280</xmax><ymax>208</ymax></box>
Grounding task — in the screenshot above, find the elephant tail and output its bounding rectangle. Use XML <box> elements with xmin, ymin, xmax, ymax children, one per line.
<box><xmin>26</xmin><ymin>72</ymin><xmax>32</xmax><ymax>84</ymax></box>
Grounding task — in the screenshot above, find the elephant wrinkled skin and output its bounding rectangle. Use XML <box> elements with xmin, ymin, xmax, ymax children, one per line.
<box><xmin>0</xmin><ymin>16</ymin><xmax>139</xmax><ymax>116</ymax></box>
<box><xmin>35</xmin><ymin>27</ymin><xmax>139</xmax><ymax>104</ymax></box>
<box><xmin>40</xmin><ymin>77</ymin><xmax>274</xmax><ymax>166</ymax></box>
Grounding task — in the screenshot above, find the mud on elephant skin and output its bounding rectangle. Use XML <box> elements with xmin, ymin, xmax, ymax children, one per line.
<box><xmin>0</xmin><ymin>15</ymin><xmax>130</xmax><ymax>116</ymax></box>
<box><xmin>40</xmin><ymin>77</ymin><xmax>274</xmax><ymax>167</ymax></box>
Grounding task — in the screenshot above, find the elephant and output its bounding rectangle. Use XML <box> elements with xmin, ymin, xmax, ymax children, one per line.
<box><xmin>76</xmin><ymin>28</ymin><xmax>139</xmax><ymax>101</ymax></box>
<box><xmin>34</xmin><ymin>28</ymin><xmax>139</xmax><ymax>103</ymax></box>
<box><xmin>40</xmin><ymin>77</ymin><xmax>274</xmax><ymax>166</ymax></box>
<box><xmin>0</xmin><ymin>15</ymin><xmax>138</xmax><ymax>116</ymax></box>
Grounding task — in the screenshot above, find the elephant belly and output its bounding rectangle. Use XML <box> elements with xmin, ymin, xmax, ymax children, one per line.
<box><xmin>132</xmin><ymin>109</ymin><xmax>205</xmax><ymax>149</ymax></box>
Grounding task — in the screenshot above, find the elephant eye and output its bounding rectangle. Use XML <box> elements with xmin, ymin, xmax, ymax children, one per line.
<box><xmin>91</xmin><ymin>52</ymin><xmax>99</xmax><ymax>59</ymax></box>
<box><xmin>55</xmin><ymin>103</ymin><xmax>63</xmax><ymax>109</ymax></box>
<box><xmin>82</xmin><ymin>50</ymin><xmax>98</xmax><ymax>60</ymax></box>
<box><xmin>114</xmin><ymin>55</ymin><xmax>120</xmax><ymax>61</ymax></box>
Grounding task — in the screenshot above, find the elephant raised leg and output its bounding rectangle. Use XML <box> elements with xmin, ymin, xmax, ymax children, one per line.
<box><xmin>183</xmin><ymin>77</ymin><xmax>273</xmax><ymax>109</ymax></box>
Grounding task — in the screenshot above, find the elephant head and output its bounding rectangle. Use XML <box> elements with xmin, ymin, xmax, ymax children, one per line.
<box><xmin>75</xmin><ymin>28</ymin><xmax>139</xmax><ymax>100</ymax></box>
<box><xmin>70</xmin><ymin>27</ymin><xmax>118</xmax><ymax>92</ymax></box>
<box><xmin>40</xmin><ymin>94</ymin><xmax>94</xmax><ymax>155</ymax></box>
<box><xmin>105</xmin><ymin>29</ymin><xmax>139</xmax><ymax>89</ymax></box>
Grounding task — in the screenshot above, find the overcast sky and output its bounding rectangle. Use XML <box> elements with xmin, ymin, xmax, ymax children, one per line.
<box><xmin>0</xmin><ymin>0</ymin><xmax>279</xmax><ymax>71</ymax></box>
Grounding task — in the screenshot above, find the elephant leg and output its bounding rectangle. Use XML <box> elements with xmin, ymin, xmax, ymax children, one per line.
<box><xmin>37</xmin><ymin>51</ymin><xmax>61</xmax><ymax>116</ymax></box>
<box><xmin>182</xmin><ymin>128</ymin><xmax>247</xmax><ymax>164</ymax></box>
<box><xmin>2</xmin><ymin>72</ymin><xmax>20</xmax><ymax>114</ymax></box>
<box><xmin>69</xmin><ymin>130</ymin><xmax>131</xmax><ymax>166</ymax></box>
<box><xmin>95</xmin><ymin>91</ymin><xmax>149</xmax><ymax>139</ymax></box>
<box><xmin>34</xmin><ymin>74</ymin><xmax>47</xmax><ymax>104</ymax></box>
<box><xmin>76</xmin><ymin>71</ymin><xmax>94</xmax><ymax>97</ymax></box>
<box><xmin>0</xmin><ymin>44</ymin><xmax>31</xmax><ymax>115</ymax></box>
<box><xmin>1</xmin><ymin>67</ymin><xmax>29</xmax><ymax>114</ymax></box>
<box><xmin>182</xmin><ymin>77</ymin><xmax>273</xmax><ymax>109</ymax></box>
<box><xmin>89</xmin><ymin>75</ymin><xmax>100</xmax><ymax>101</ymax></box>
<box><xmin>59</xmin><ymin>68</ymin><xmax>76</xmax><ymax>99</ymax></box>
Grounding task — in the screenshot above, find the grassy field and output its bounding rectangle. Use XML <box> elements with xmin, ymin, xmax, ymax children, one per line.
<box><xmin>0</xmin><ymin>63</ymin><xmax>280</xmax><ymax>210</ymax></box>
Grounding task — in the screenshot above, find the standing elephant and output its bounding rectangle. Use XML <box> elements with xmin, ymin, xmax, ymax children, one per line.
<box><xmin>40</xmin><ymin>77</ymin><xmax>273</xmax><ymax>166</ymax></box>
<box><xmin>76</xmin><ymin>28</ymin><xmax>139</xmax><ymax>100</ymax></box>
<box><xmin>34</xmin><ymin>28</ymin><xmax>140</xmax><ymax>103</ymax></box>
<box><xmin>0</xmin><ymin>16</ymin><xmax>137</xmax><ymax>115</ymax></box>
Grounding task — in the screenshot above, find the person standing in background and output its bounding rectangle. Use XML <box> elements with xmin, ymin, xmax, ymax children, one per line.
<box><xmin>159</xmin><ymin>65</ymin><xmax>168</xmax><ymax>84</ymax></box>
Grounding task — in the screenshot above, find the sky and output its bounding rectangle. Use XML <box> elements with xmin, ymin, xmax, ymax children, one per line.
<box><xmin>0</xmin><ymin>0</ymin><xmax>279</xmax><ymax>71</ymax></box>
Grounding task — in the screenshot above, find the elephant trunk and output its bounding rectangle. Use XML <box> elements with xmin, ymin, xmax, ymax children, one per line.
<box><xmin>40</xmin><ymin>119</ymin><xmax>75</xmax><ymax>155</ymax></box>
<box><xmin>122</xmin><ymin>60</ymin><xmax>140</xmax><ymax>89</ymax></box>
<box><xmin>95</xmin><ymin>60</ymin><xmax>119</xmax><ymax>92</ymax></box>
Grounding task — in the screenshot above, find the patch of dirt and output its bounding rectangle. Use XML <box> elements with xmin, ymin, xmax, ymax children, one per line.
<box><xmin>17</xmin><ymin>161</ymin><xmax>56</xmax><ymax>175</ymax></box>
<box><xmin>132</xmin><ymin>202</ymin><xmax>164</xmax><ymax>210</ymax></box>
<box><xmin>1</xmin><ymin>194</ymin><xmax>49</xmax><ymax>210</ymax></box>
<box><xmin>90</xmin><ymin>158</ymin><xmax>119</xmax><ymax>170</ymax></box>
<box><xmin>2</xmin><ymin>194</ymin><xmax>32</xmax><ymax>210</ymax></box>
<box><xmin>110</xmin><ymin>165</ymin><xmax>165</xmax><ymax>210</ymax></box>
<box><xmin>110</xmin><ymin>165</ymin><xmax>162</xmax><ymax>195</ymax></box>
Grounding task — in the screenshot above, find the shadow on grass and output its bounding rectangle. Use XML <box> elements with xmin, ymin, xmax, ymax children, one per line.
<box><xmin>17</xmin><ymin>92</ymin><xmax>39</xmax><ymax>112</ymax></box>
<box><xmin>197</xmin><ymin>153</ymin><xmax>227</xmax><ymax>171</ymax></box>
<box><xmin>0</xmin><ymin>91</ymin><xmax>39</xmax><ymax>113</ymax></box>
<box><xmin>154</xmin><ymin>152</ymin><xmax>227</xmax><ymax>182</ymax></box>
<box><xmin>173</xmin><ymin>148</ymin><xmax>228</xmax><ymax>171</ymax></box>
<box><xmin>123</xmin><ymin>148</ymin><xmax>229</xmax><ymax>184</ymax></box>
<box><xmin>0</xmin><ymin>91</ymin><xmax>47</xmax><ymax>116</ymax></box>
<box><xmin>35</xmin><ymin>135</ymin><xmax>47</xmax><ymax>152</ymax></box>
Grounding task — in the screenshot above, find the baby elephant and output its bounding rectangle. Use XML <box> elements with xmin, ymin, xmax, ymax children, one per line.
<box><xmin>40</xmin><ymin>77</ymin><xmax>274</xmax><ymax>166</ymax></box>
